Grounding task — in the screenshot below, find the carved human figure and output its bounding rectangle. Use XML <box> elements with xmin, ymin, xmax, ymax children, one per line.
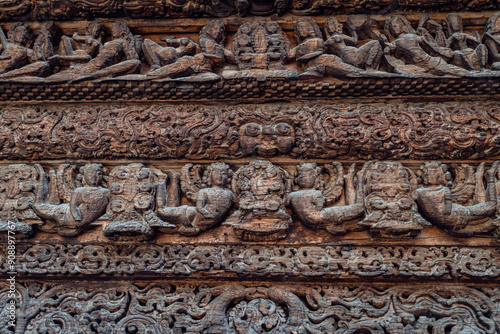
<box><xmin>0</xmin><ymin>164</ymin><xmax>44</xmax><ymax>238</ymax></box>
<box><xmin>442</xmin><ymin>13</ymin><xmax>488</xmax><ymax>70</ymax></box>
<box><xmin>291</xmin><ymin>17</ymin><xmax>365</xmax><ymax>78</ymax></box>
<box><xmin>358</xmin><ymin>161</ymin><xmax>428</xmax><ymax>238</ymax></box>
<box><xmin>483</xmin><ymin>12</ymin><xmax>500</xmax><ymax>70</ymax></box>
<box><xmin>288</xmin><ymin>162</ymin><xmax>364</xmax><ymax>235</ymax></box>
<box><xmin>102</xmin><ymin>164</ymin><xmax>171</xmax><ymax>240</ymax></box>
<box><xmin>383</xmin><ymin>15</ymin><xmax>475</xmax><ymax>77</ymax></box>
<box><xmin>143</xmin><ymin>36</ymin><xmax>197</xmax><ymax>78</ymax></box>
<box><xmin>52</xmin><ymin>21</ymin><xmax>103</xmax><ymax>68</ymax></box>
<box><xmin>156</xmin><ymin>163</ymin><xmax>233</xmax><ymax>236</ymax></box>
<box><xmin>415</xmin><ymin>161</ymin><xmax>497</xmax><ymax>236</ymax></box>
<box><xmin>32</xmin><ymin>164</ymin><xmax>110</xmax><ymax>237</ymax></box>
<box><xmin>324</xmin><ymin>15</ymin><xmax>383</xmax><ymax>70</ymax></box>
<box><xmin>199</xmin><ymin>20</ymin><xmax>233</xmax><ymax>65</ymax></box>
<box><xmin>225</xmin><ymin>160</ymin><xmax>292</xmax><ymax>241</ymax></box>
<box><xmin>0</xmin><ymin>23</ymin><xmax>51</xmax><ymax>79</ymax></box>
<box><xmin>47</xmin><ymin>21</ymin><xmax>142</xmax><ymax>82</ymax></box>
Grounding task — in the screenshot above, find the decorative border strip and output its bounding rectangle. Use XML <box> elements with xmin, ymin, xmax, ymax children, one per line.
<box><xmin>3</xmin><ymin>243</ymin><xmax>499</xmax><ymax>279</ymax></box>
<box><xmin>1</xmin><ymin>102</ymin><xmax>498</xmax><ymax>161</ymax></box>
<box><xmin>1</xmin><ymin>282</ymin><xmax>498</xmax><ymax>333</ymax></box>
<box><xmin>2</xmin><ymin>77</ymin><xmax>499</xmax><ymax>102</ymax></box>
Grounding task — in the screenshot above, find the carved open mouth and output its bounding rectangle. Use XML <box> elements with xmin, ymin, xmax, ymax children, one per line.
<box><xmin>256</xmin><ymin>146</ymin><xmax>278</xmax><ymax>158</ymax></box>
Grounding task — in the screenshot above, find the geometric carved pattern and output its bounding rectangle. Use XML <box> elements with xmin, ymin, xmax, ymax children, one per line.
<box><xmin>1</xmin><ymin>283</ymin><xmax>498</xmax><ymax>333</ymax></box>
<box><xmin>1</xmin><ymin>102</ymin><xmax>499</xmax><ymax>160</ymax></box>
<box><xmin>3</xmin><ymin>243</ymin><xmax>500</xmax><ymax>279</ymax></box>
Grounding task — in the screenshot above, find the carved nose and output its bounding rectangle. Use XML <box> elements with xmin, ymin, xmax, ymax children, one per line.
<box><xmin>262</xmin><ymin>126</ymin><xmax>274</xmax><ymax>135</ymax></box>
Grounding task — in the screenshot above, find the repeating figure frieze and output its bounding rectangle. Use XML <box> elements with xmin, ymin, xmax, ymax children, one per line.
<box><xmin>3</xmin><ymin>243</ymin><xmax>500</xmax><ymax>279</ymax></box>
<box><xmin>1</xmin><ymin>282</ymin><xmax>498</xmax><ymax>333</ymax></box>
<box><xmin>1</xmin><ymin>13</ymin><xmax>500</xmax><ymax>89</ymax></box>
<box><xmin>1</xmin><ymin>103</ymin><xmax>499</xmax><ymax>161</ymax></box>
<box><xmin>0</xmin><ymin>0</ymin><xmax>498</xmax><ymax>21</ymax></box>
<box><xmin>2</xmin><ymin>160</ymin><xmax>500</xmax><ymax>241</ymax></box>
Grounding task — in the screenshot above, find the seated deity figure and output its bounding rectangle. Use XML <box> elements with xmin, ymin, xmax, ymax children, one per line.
<box><xmin>0</xmin><ymin>23</ymin><xmax>51</xmax><ymax>79</ymax></box>
<box><xmin>415</xmin><ymin>161</ymin><xmax>497</xmax><ymax>236</ymax></box>
<box><xmin>383</xmin><ymin>15</ymin><xmax>475</xmax><ymax>77</ymax></box>
<box><xmin>47</xmin><ymin>21</ymin><xmax>142</xmax><ymax>82</ymax></box>
<box><xmin>33</xmin><ymin>164</ymin><xmax>109</xmax><ymax>237</ymax></box>
<box><xmin>483</xmin><ymin>12</ymin><xmax>500</xmax><ymax>70</ymax></box>
<box><xmin>156</xmin><ymin>163</ymin><xmax>233</xmax><ymax>236</ymax></box>
<box><xmin>442</xmin><ymin>13</ymin><xmax>488</xmax><ymax>70</ymax></box>
<box><xmin>288</xmin><ymin>162</ymin><xmax>364</xmax><ymax>235</ymax></box>
<box><xmin>324</xmin><ymin>15</ymin><xmax>383</xmax><ymax>70</ymax></box>
<box><xmin>291</xmin><ymin>17</ymin><xmax>365</xmax><ymax>78</ymax></box>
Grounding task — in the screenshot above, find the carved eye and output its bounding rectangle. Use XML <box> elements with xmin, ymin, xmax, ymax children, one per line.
<box><xmin>275</xmin><ymin>122</ymin><xmax>291</xmax><ymax>136</ymax></box>
<box><xmin>244</xmin><ymin>123</ymin><xmax>261</xmax><ymax>137</ymax></box>
<box><xmin>398</xmin><ymin>198</ymin><xmax>413</xmax><ymax>210</ymax></box>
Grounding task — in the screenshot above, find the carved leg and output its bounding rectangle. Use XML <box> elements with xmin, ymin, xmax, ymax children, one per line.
<box><xmin>476</xmin><ymin>44</ymin><xmax>488</xmax><ymax>69</ymax></box>
<box><xmin>0</xmin><ymin>61</ymin><xmax>51</xmax><ymax>79</ymax></box>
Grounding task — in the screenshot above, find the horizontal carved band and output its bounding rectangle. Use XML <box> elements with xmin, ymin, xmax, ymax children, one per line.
<box><xmin>3</xmin><ymin>243</ymin><xmax>500</xmax><ymax>279</ymax></box>
<box><xmin>2</xmin><ymin>160</ymin><xmax>500</xmax><ymax>241</ymax></box>
<box><xmin>0</xmin><ymin>13</ymin><xmax>500</xmax><ymax>101</ymax></box>
<box><xmin>1</xmin><ymin>103</ymin><xmax>498</xmax><ymax>160</ymax></box>
<box><xmin>0</xmin><ymin>0</ymin><xmax>497</xmax><ymax>21</ymax></box>
<box><xmin>2</xmin><ymin>282</ymin><xmax>499</xmax><ymax>333</ymax></box>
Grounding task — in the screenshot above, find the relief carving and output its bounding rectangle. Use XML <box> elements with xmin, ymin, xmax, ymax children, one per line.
<box><xmin>239</xmin><ymin>122</ymin><xmax>294</xmax><ymax>158</ymax></box>
<box><xmin>156</xmin><ymin>163</ymin><xmax>233</xmax><ymax>236</ymax></box>
<box><xmin>288</xmin><ymin>162</ymin><xmax>364</xmax><ymax>235</ymax></box>
<box><xmin>1</xmin><ymin>283</ymin><xmax>498</xmax><ymax>334</ymax></box>
<box><xmin>0</xmin><ymin>14</ymin><xmax>499</xmax><ymax>87</ymax></box>
<box><xmin>0</xmin><ymin>0</ymin><xmax>498</xmax><ymax>21</ymax></box>
<box><xmin>32</xmin><ymin>163</ymin><xmax>109</xmax><ymax>237</ymax></box>
<box><xmin>0</xmin><ymin>103</ymin><xmax>499</xmax><ymax>161</ymax></box>
<box><xmin>225</xmin><ymin>19</ymin><xmax>295</xmax><ymax>79</ymax></box>
<box><xmin>415</xmin><ymin>161</ymin><xmax>498</xmax><ymax>236</ymax></box>
<box><xmin>101</xmin><ymin>163</ymin><xmax>170</xmax><ymax>240</ymax></box>
<box><xmin>0</xmin><ymin>164</ymin><xmax>42</xmax><ymax>238</ymax></box>
<box><xmin>224</xmin><ymin>160</ymin><xmax>292</xmax><ymax>241</ymax></box>
<box><xmin>6</xmin><ymin>243</ymin><xmax>500</xmax><ymax>278</ymax></box>
<box><xmin>0</xmin><ymin>160</ymin><xmax>500</xmax><ymax>240</ymax></box>
<box><xmin>359</xmin><ymin>161</ymin><xmax>428</xmax><ymax>238</ymax></box>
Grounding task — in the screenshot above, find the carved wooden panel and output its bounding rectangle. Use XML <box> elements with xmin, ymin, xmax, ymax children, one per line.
<box><xmin>1</xmin><ymin>282</ymin><xmax>499</xmax><ymax>333</ymax></box>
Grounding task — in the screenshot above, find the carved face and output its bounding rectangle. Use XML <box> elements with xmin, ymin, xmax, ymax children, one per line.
<box><xmin>83</xmin><ymin>164</ymin><xmax>103</xmax><ymax>187</ymax></box>
<box><xmin>325</xmin><ymin>17</ymin><xmax>343</xmax><ymax>36</ymax></box>
<box><xmin>86</xmin><ymin>22</ymin><xmax>103</xmax><ymax>40</ymax></box>
<box><xmin>240</xmin><ymin>122</ymin><xmax>294</xmax><ymax>158</ymax></box>
<box><xmin>210</xmin><ymin>166</ymin><xmax>228</xmax><ymax>188</ymax></box>
<box><xmin>422</xmin><ymin>162</ymin><xmax>447</xmax><ymax>186</ymax></box>
<box><xmin>111</xmin><ymin>22</ymin><xmax>131</xmax><ymax>40</ymax></box>
<box><xmin>297</xmin><ymin>164</ymin><xmax>319</xmax><ymax>190</ymax></box>
<box><xmin>297</xmin><ymin>21</ymin><xmax>316</xmax><ymax>40</ymax></box>
<box><xmin>444</xmin><ymin>14</ymin><xmax>463</xmax><ymax>35</ymax></box>
<box><xmin>388</xmin><ymin>16</ymin><xmax>412</xmax><ymax>38</ymax></box>
<box><xmin>203</xmin><ymin>21</ymin><xmax>224</xmax><ymax>42</ymax></box>
<box><xmin>12</xmin><ymin>26</ymin><xmax>29</xmax><ymax>46</ymax></box>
